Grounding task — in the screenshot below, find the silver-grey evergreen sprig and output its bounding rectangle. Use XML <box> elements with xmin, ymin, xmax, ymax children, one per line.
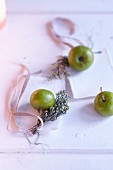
<box><xmin>40</xmin><ymin>90</ymin><xmax>69</xmax><ymax>122</ymax></box>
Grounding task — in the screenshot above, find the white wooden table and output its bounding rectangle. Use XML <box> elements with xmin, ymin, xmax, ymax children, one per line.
<box><xmin>0</xmin><ymin>0</ymin><xmax>113</xmax><ymax>169</ymax></box>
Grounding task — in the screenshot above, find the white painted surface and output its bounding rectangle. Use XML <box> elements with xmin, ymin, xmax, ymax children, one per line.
<box><xmin>0</xmin><ymin>153</ymin><xmax>113</xmax><ymax>170</ymax></box>
<box><xmin>1</xmin><ymin>0</ymin><xmax>113</xmax><ymax>169</ymax></box>
<box><xmin>6</xmin><ymin>0</ymin><xmax>113</xmax><ymax>13</ymax></box>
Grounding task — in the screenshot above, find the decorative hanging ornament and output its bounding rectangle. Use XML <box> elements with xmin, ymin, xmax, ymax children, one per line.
<box><xmin>47</xmin><ymin>17</ymin><xmax>101</xmax><ymax>80</ymax></box>
<box><xmin>7</xmin><ymin>64</ymin><xmax>69</xmax><ymax>145</ymax></box>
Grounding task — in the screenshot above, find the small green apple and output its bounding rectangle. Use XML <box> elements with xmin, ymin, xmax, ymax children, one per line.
<box><xmin>94</xmin><ymin>91</ymin><xmax>113</xmax><ymax>116</ymax></box>
<box><xmin>68</xmin><ymin>45</ymin><xmax>94</xmax><ymax>71</ymax></box>
<box><xmin>30</xmin><ymin>89</ymin><xmax>55</xmax><ymax>110</ymax></box>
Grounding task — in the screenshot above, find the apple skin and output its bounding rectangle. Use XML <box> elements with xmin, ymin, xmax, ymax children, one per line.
<box><xmin>30</xmin><ymin>89</ymin><xmax>55</xmax><ymax>110</ymax></box>
<box><xmin>94</xmin><ymin>91</ymin><xmax>113</xmax><ymax>116</ymax></box>
<box><xmin>68</xmin><ymin>45</ymin><xmax>94</xmax><ymax>71</ymax></box>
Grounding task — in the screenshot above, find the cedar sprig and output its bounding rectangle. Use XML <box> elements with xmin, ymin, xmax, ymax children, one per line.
<box><xmin>48</xmin><ymin>56</ymin><xmax>70</xmax><ymax>80</ymax></box>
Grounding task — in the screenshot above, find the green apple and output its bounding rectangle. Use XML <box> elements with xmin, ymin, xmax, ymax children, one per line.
<box><xmin>94</xmin><ymin>91</ymin><xmax>113</xmax><ymax>116</ymax></box>
<box><xmin>68</xmin><ymin>45</ymin><xmax>94</xmax><ymax>71</ymax></box>
<box><xmin>30</xmin><ymin>89</ymin><xmax>55</xmax><ymax>110</ymax></box>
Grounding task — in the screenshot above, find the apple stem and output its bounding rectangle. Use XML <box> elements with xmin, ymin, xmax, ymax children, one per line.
<box><xmin>102</xmin><ymin>95</ymin><xmax>106</xmax><ymax>102</ymax></box>
<box><xmin>100</xmin><ymin>87</ymin><xmax>103</xmax><ymax>93</ymax></box>
<box><xmin>100</xmin><ymin>87</ymin><xmax>106</xmax><ymax>102</ymax></box>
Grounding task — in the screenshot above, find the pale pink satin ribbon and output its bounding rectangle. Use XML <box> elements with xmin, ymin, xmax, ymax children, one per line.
<box><xmin>7</xmin><ymin>64</ymin><xmax>44</xmax><ymax>145</ymax></box>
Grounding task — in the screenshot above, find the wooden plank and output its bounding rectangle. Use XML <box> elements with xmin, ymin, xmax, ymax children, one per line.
<box><xmin>0</xmin><ymin>153</ymin><xmax>113</xmax><ymax>170</ymax></box>
<box><xmin>6</xmin><ymin>0</ymin><xmax>113</xmax><ymax>13</ymax></box>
